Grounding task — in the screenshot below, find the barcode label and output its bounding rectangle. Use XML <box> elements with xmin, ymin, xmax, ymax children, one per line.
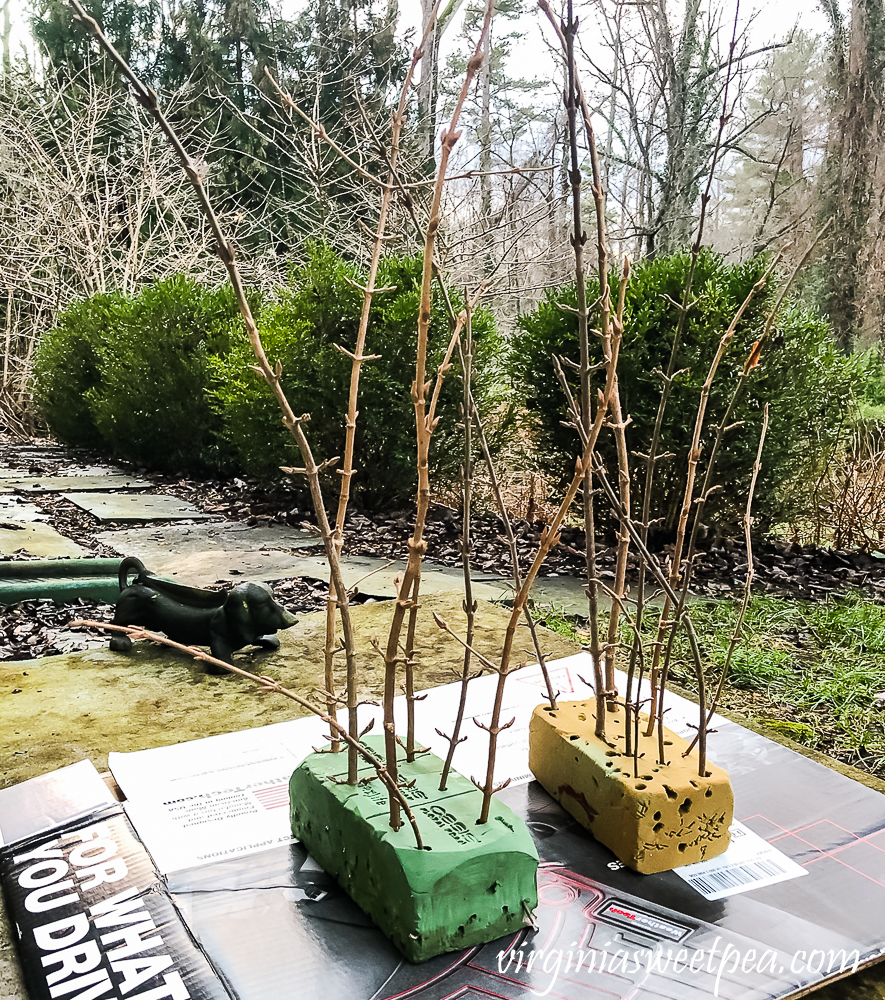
<box><xmin>675</xmin><ymin>821</ymin><xmax>808</xmax><ymax>900</ymax></box>
<box><xmin>686</xmin><ymin>858</ymin><xmax>788</xmax><ymax>895</ymax></box>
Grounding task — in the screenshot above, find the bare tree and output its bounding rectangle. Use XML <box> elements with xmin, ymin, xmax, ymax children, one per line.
<box><xmin>580</xmin><ymin>0</ymin><xmax>786</xmax><ymax>257</ymax></box>
<box><xmin>433</xmin><ymin>1</ymin><xmax>571</xmax><ymax>321</ymax></box>
<box><xmin>0</xmin><ymin>69</ymin><xmax>285</xmax><ymax>433</ymax></box>
<box><xmin>709</xmin><ymin>31</ymin><xmax>827</xmax><ymax>261</ymax></box>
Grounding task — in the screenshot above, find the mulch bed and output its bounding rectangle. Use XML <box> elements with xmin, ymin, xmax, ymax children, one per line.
<box><xmin>3</xmin><ymin>436</ymin><xmax>885</xmax><ymax>660</ymax></box>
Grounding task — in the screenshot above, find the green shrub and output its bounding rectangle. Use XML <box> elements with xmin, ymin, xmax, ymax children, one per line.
<box><xmin>850</xmin><ymin>348</ymin><xmax>885</xmax><ymax>444</ymax></box>
<box><xmin>33</xmin><ymin>277</ymin><xmax>250</xmax><ymax>473</ymax></box>
<box><xmin>209</xmin><ymin>244</ymin><xmax>503</xmax><ymax>507</ymax></box>
<box><xmin>509</xmin><ymin>250</ymin><xmax>856</xmax><ymax>532</ymax></box>
<box><xmin>858</xmin><ymin>348</ymin><xmax>885</xmax><ymax>409</ymax></box>
<box><xmin>31</xmin><ymin>291</ymin><xmax>125</xmax><ymax>449</ymax></box>
<box><xmin>33</xmin><ymin>248</ymin><xmax>500</xmax><ymax>500</ymax></box>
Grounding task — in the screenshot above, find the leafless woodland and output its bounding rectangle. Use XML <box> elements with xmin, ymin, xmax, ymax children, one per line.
<box><xmin>0</xmin><ymin>0</ymin><xmax>883</xmax><ymax>449</ymax></box>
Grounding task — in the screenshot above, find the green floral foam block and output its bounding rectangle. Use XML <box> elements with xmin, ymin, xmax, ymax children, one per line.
<box><xmin>289</xmin><ymin>737</ymin><xmax>538</xmax><ymax>963</ymax></box>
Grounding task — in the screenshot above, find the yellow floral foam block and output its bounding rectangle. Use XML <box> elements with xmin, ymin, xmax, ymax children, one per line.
<box><xmin>529</xmin><ymin>700</ymin><xmax>733</xmax><ymax>874</ymax></box>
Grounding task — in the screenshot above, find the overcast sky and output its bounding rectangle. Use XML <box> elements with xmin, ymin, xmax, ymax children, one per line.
<box><xmin>410</xmin><ymin>0</ymin><xmax>832</xmax><ymax>36</ymax></box>
<box><xmin>400</xmin><ymin>0</ymin><xmax>832</xmax><ymax>73</ymax></box>
<box><xmin>9</xmin><ymin>0</ymin><xmax>833</xmax><ymax>66</ymax></box>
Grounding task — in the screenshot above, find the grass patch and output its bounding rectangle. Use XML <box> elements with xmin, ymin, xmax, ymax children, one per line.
<box><xmin>531</xmin><ymin>604</ymin><xmax>584</xmax><ymax>643</ymax></box>
<box><xmin>663</xmin><ymin>592</ymin><xmax>885</xmax><ymax>775</ymax></box>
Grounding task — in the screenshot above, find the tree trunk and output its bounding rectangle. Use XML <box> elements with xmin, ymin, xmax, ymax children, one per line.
<box><xmin>479</xmin><ymin>19</ymin><xmax>493</xmax><ymax>274</ymax></box>
<box><xmin>2</xmin><ymin>0</ymin><xmax>11</xmax><ymax>76</ymax></box>
<box><xmin>819</xmin><ymin>0</ymin><xmax>885</xmax><ymax>348</ymax></box>
<box><xmin>417</xmin><ymin>0</ymin><xmax>440</xmax><ymax>172</ymax></box>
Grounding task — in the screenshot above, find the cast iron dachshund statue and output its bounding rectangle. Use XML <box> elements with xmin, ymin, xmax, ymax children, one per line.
<box><xmin>109</xmin><ymin>556</ymin><xmax>297</xmax><ymax>672</ymax></box>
